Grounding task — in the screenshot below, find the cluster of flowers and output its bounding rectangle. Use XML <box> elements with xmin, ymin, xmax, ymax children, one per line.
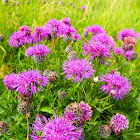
<box><xmin>9</xmin><ymin>18</ymin><xmax>81</xmax><ymax>48</ymax></box>
<box><xmin>30</xmin><ymin>101</ymin><xmax>92</xmax><ymax>139</ymax></box>
<box><xmin>98</xmin><ymin>113</ymin><xmax>129</xmax><ymax>138</ymax></box>
<box><xmin>82</xmin><ymin>25</ymin><xmax>115</xmax><ymax>63</ymax></box>
<box><xmin>115</xmin><ymin>29</ymin><xmax>139</xmax><ymax>60</ymax></box>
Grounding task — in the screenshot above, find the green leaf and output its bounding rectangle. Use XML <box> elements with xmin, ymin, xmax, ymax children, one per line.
<box><xmin>40</xmin><ymin>107</ymin><xmax>54</xmax><ymax>114</ymax></box>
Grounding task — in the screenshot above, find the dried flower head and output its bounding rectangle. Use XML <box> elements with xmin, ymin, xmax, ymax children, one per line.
<box><xmin>110</xmin><ymin>113</ymin><xmax>129</xmax><ymax>135</ymax></box>
<box><xmin>100</xmin><ymin>73</ymin><xmax>131</xmax><ymax>100</ymax></box>
<box><xmin>48</xmin><ymin>71</ymin><xmax>58</xmax><ymax>83</ymax></box>
<box><xmin>104</xmin><ymin>61</ymin><xmax>111</xmax><ymax>67</ymax></box>
<box><xmin>0</xmin><ymin>121</ymin><xmax>9</xmax><ymax>135</ymax></box>
<box><xmin>18</xmin><ymin>93</ymin><xmax>33</xmax><ymax>104</ymax></box>
<box><xmin>63</xmin><ymin>58</ymin><xmax>95</xmax><ymax>82</ymax></box>
<box><xmin>98</xmin><ymin>124</ymin><xmax>111</xmax><ymax>138</ymax></box>
<box><xmin>130</xmin><ymin>52</ymin><xmax>138</xmax><ymax>61</ymax></box>
<box><xmin>0</xmin><ymin>34</ymin><xmax>5</xmax><ymax>41</ymax></box>
<box><xmin>117</xmin><ymin>29</ymin><xmax>140</xmax><ymax>41</ymax></box>
<box><xmin>17</xmin><ymin>101</ymin><xmax>31</xmax><ymax>114</ymax></box>
<box><xmin>82</xmin><ymin>31</ymin><xmax>88</xmax><ymax>38</ymax></box>
<box><xmin>58</xmin><ymin>91</ymin><xmax>67</xmax><ymax>100</ymax></box>
<box><xmin>67</xmin><ymin>51</ymin><xmax>78</xmax><ymax>60</ymax></box>
<box><xmin>30</xmin><ymin>115</ymin><xmax>83</xmax><ymax>140</ymax></box>
<box><xmin>65</xmin><ymin>102</ymin><xmax>82</xmax><ymax>124</ymax></box>
<box><xmin>65</xmin><ymin>45</ymin><xmax>73</xmax><ymax>53</ymax></box>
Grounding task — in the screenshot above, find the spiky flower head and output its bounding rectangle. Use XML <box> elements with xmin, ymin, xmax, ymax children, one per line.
<box><xmin>79</xmin><ymin>101</ymin><xmax>92</xmax><ymax>123</ymax></box>
<box><xmin>19</xmin><ymin>25</ymin><xmax>32</xmax><ymax>35</ymax></box>
<box><xmin>63</xmin><ymin>58</ymin><xmax>95</xmax><ymax>82</ymax></box>
<box><xmin>124</xmin><ymin>51</ymin><xmax>133</xmax><ymax>61</ymax></box>
<box><xmin>18</xmin><ymin>93</ymin><xmax>33</xmax><ymax>104</ymax></box>
<box><xmin>100</xmin><ymin>73</ymin><xmax>131</xmax><ymax>100</ymax></box>
<box><xmin>114</xmin><ymin>47</ymin><xmax>124</xmax><ymax>56</ymax></box>
<box><xmin>83</xmin><ymin>41</ymin><xmax>111</xmax><ymax>60</ymax></box>
<box><xmin>58</xmin><ymin>91</ymin><xmax>67</xmax><ymax>100</ymax></box>
<box><xmin>25</xmin><ymin>44</ymin><xmax>51</xmax><ymax>59</ymax></box>
<box><xmin>85</xmin><ymin>25</ymin><xmax>106</xmax><ymax>35</ymax></box>
<box><xmin>17</xmin><ymin>101</ymin><xmax>31</xmax><ymax>114</ymax></box>
<box><xmin>30</xmin><ymin>115</ymin><xmax>83</xmax><ymax>140</ymax></box>
<box><xmin>0</xmin><ymin>121</ymin><xmax>9</xmax><ymax>135</ymax></box>
<box><xmin>117</xmin><ymin>29</ymin><xmax>140</xmax><ymax>41</ymax></box>
<box><xmin>15</xmin><ymin>69</ymin><xmax>49</xmax><ymax>96</ymax></box>
<box><xmin>91</xmin><ymin>34</ymin><xmax>116</xmax><ymax>51</ymax></box>
<box><xmin>98</xmin><ymin>124</ymin><xmax>111</xmax><ymax>138</ymax></box>
<box><xmin>82</xmin><ymin>31</ymin><xmax>88</xmax><ymax>38</ymax></box>
<box><xmin>3</xmin><ymin>73</ymin><xmax>19</xmax><ymax>91</ymax></box>
<box><xmin>62</xmin><ymin>18</ymin><xmax>71</xmax><ymax>26</ymax></box>
<box><xmin>81</xmin><ymin>6</ymin><xmax>87</xmax><ymax>11</ymax></box>
<box><xmin>67</xmin><ymin>51</ymin><xmax>78</xmax><ymax>60</ymax></box>
<box><xmin>110</xmin><ymin>113</ymin><xmax>129</xmax><ymax>135</ymax></box>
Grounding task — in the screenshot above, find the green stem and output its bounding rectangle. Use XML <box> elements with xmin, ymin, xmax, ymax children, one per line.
<box><xmin>134</xmin><ymin>106</ymin><xmax>140</xmax><ymax>129</ymax></box>
<box><xmin>37</xmin><ymin>83</ymin><xmax>52</xmax><ymax>113</ymax></box>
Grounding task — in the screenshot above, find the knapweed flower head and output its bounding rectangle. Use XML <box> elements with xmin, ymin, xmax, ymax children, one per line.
<box><xmin>85</xmin><ymin>25</ymin><xmax>106</xmax><ymax>35</ymax></box>
<box><xmin>79</xmin><ymin>101</ymin><xmax>92</xmax><ymax>123</ymax></box>
<box><xmin>124</xmin><ymin>51</ymin><xmax>133</xmax><ymax>60</ymax></box>
<box><xmin>100</xmin><ymin>73</ymin><xmax>132</xmax><ymax>100</ymax></box>
<box><xmin>81</xmin><ymin>6</ymin><xmax>87</xmax><ymax>10</ymax></box>
<box><xmin>117</xmin><ymin>28</ymin><xmax>140</xmax><ymax>41</ymax></box>
<box><xmin>91</xmin><ymin>33</ymin><xmax>116</xmax><ymax>51</ymax></box>
<box><xmin>72</xmin><ymin>32</ymin><xmax>81</xmax><ymax>41</ymax></box>
<box><xmin>82</xmin><ymin>40</ymin><xmax>111</xmax><ymax>60</ymax></box>
<box><xmin>15</xmin><ymin>69</ymin><xmax>49</xmax><ymax>96</ymax></box>
<box><xmin>63</xmin><ymin>25</ymin><xmax>77</xmax><ymax>37</ymax></box>
<box><xmin>3</xmin><ymin>73</ymin><xmax>19</xmax><ymax>91</ymax></box>
<box><xmin>30</xmin><ymin>115</ymin><xmax>83</xmax><ymax>140</ymax></box>
<box><xmin>62</xmin><ymin>18</ymin><xmax>71</xmax><ymax>26</ymax></box>
<box><xmin>114</xmin><ymin>47</ymin><xmax>124</xmax><ymax>56</ymax></box>
<box><xmin>25</xmin><ymin>44</ymin><xmax>51</xmax><ymax>59</ymax></box>
<box><xmin>62</xmin><ymin>58</ymin><xmax>95</xmax><ymax>82</ymax></box>
<box><xmin>19</xmin><ymin>25</ymin><xmax>32</xmax><ymax>35</ymax></box>
<box><xmin>110</xmin><ymin>113</ymin><xmax>129</xmax><ymax>135</ymax></box>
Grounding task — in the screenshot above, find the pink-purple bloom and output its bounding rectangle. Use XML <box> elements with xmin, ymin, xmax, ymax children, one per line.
<box><xmin>85</xmin><ymin>25</ymin><xmax>106</xmax><ymax>35</ymax></box>
<box><xmin>117</xmin><ymin>29</ymin><xmax>140</xmax><ymax>41</ymax></box>
<box><xmin>91</xmin><ymin>34</ymin><xmax>115</xmax><ymax>51</ymax></box>
<box><xmin>62</xmin><ymin>18</ymin><xmax>71</xmax><ymax>26</ymax></box>
<box><xmin>79</xmin><ymin>101</ymin><xmax>92</xmax><ymax>123</ymax></box>
<box><xmin>30</xmin><ymin>115</ymin><xmax>83</xmax><ymax>140</ymax></box>
<box><xmin>15</xmin><ymin>70</ymin><xmax>49</xmax><ymax>96</ymax></box>
<box><xmin>25</xmin><ymin>44</ymin><xmax>51</xmax><ymax>59</ymax></box>
<box><xmin>83</xmin><ymin>40</ymin><xmax>111</xmax><ymax>60</ymax></box>
<box><xmin>114</xmin><ymin>47</ymin><xmax>124</xmax><ymax>56</ymax></box>
<box><xmin>110</xmin><ymin>113</ymin><xmax>129</xmax><ymax>135</ymax></box>
<box><xmin>124</xmin><ymin>51</ymin><xmax>134</xmax><ymax>60</ymax></box>
<box><xmin>3</xmin><ymin>73</ymin><xmax>19</xmax><ymax>91</ymax></box>
<box><xmin>81</xmin><ymin>6</ymin><xmax>87</xmax><ymax>10</ymax></box>
<box><xmin>62</xmin><ymin>58</ymin><xmax>95</xmax><ymax>82</ymax></box>
<box><xmin>100</xmin><ymin>73</ymin><xmax>132</xmax><ymax>100</ymax></box>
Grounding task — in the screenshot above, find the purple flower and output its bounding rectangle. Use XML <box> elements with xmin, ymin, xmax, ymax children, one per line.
<box><xmin>15</xmin><ymin>70</ymin><xmax>49</xmax><ymax>96</ymax></box>
<box><xmin>25</xmin><ymin>44</ymin><xmax>51</xmax><ymax>59</ymax></box>
<box><xmin>62</xmin><ymin>18</ymin><xmax>71</xmax><ymax>26</ymax></box>
<box><xmin>124</xmin><ymin>51</ymin><xmax>133</xmax><ymax>60</ymax></box>
<box><xmin>82</xmin><ymin>40</ymin><xmax>111</xmax><ymax>60</ymax></box>
<box><xmin>81</xmin><ymin>6</ymin><xmax>87</xmax><ymax>10</ymax></box>
<box><xmin>110</xmin><ymin>113</ymin><xmax>129</xmax><ymax>135</ymax></box>
<box><xmin>117</xmin><ymin>29</ymin><xmax>140</xmax><ymax>41</ymax></box>
<box><xmin>114</xmin><ymin>47</ymin><xmax>124</xmax><ymax>56</ymax></box>
<box><xmin>100</xmin><ymin>73</ymin><xmax>132</xmax><ymax>100</ymax></box>
<box><xmin>62</xmin><ymin>58</ymin><xmax>95</xmax><ymax>82</ymax></box>
<box><xmin>79</xmin><ymin>101</ymin><xmax>92</xmax><ymax>123</ymax></box>
<box><xmin>30</xmin><ymin>115</ymin><xmax>83</xmax><ymax>140</ymax></box>
<box><xmin>3</xmin><ymin>73</ymin><xmax>19</xmax><ymax>91</ymax></box>
<box><xmin>91</xmin><ymin>34</ymin><xmax>116</xmax><ymax>51</ymax></box>
<box><xmin>72</xmin><ymin>33</ymin><xmax>81</xmax><ymax>40</ymax></box>
<box><xmin>33</xmin><ymin>27</ymin><xmax>45</xmax><ymax>42</ymax></box>
<box><xmin>63</xmin><ymin>26</ymin><xmax>77</xmax><ymax>37</ymax></box>
<box><xmin>85</xmin><ymin>25</ymin><xmax>106</xmax><ymax>35</ymax></box>
<box><xmin>19</xmin><ymin>25</ymin><xmax>32</xmax><ymax>35</ymax></box>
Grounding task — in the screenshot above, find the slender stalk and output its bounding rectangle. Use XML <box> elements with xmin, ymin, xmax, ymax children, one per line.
<box><xmin>134</xmin><ymin>106</ymin><xmax>140</xmax><ymax>129</ymax></box>
<box><xmin>37</xmin><ymin>83</ymin><xmax>52</xmax><ymax>113</ymax></box>
<box><xmin>26</xmin><ymin>114</ymin><xmax>29</xmax><ymax>140</ymax></box>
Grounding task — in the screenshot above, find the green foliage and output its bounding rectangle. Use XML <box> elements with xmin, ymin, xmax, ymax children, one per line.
<box><xmin>0</xmin><ymin>0</ymin><xmax>140</xmax><ymax>139</ymax></box>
